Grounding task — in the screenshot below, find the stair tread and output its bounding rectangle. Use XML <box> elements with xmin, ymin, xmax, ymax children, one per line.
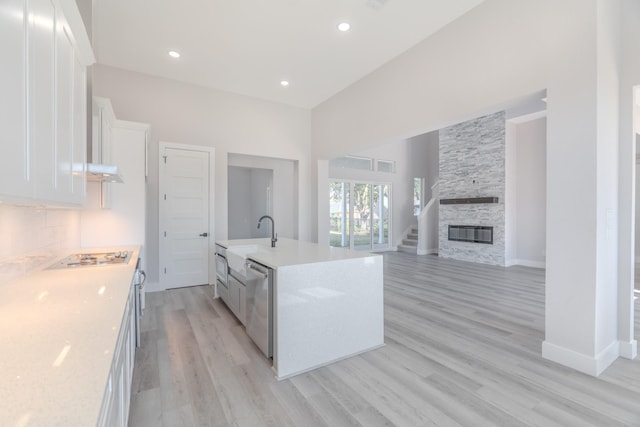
<box><xmin>398</xmin><ymin>244</ymin><xmax>418</xmax><ymax>254</ymax></box>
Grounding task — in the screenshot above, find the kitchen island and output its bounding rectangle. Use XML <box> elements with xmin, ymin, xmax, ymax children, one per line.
<box><xmin>216</xmin><ymin>238</ymin><xmax>384</xmax><ymax>380</ymax></box>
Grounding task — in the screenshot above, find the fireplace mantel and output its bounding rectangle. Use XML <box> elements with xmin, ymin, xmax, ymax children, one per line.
<box><xmin>440</xmin><ymin>197</ymin><xmax>499</xmax><ymax>205</ymax></box>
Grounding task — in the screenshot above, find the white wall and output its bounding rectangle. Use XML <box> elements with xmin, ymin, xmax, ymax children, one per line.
<box><xmin>0</xmin><ymin>205</ymin><xmax>80</xmax><ymax>282</ymax></box>
<box><xmin>505</xmin><ymin>121</ymin><xmax>517</xmax><ymax>265</ymax></box>
<box><xmin>251</xmin><ymin>169</ymin><xmax>273</xmax><ymax>237</ymax></box>
<box><xmin>311</xmin><ymin>0</ymin><xmax>635</xmax><ymax>374</ymax></box>
<box><xmin>93</xmin><ymin>64</ymin><xmax>311</xmax><ymax>290</ymax></box>
<box><xmin>228</xmin><ymin>167</ymin><xmax>253</xmax><ymax>239</ymax></box>
<box><xmin>227</xmin><ymin>166</ymin><xmax>273</xmax><ymax>239</ymax></box>
<box><xmin>408</xmin><ymin>132</ymin><xmax>439</xmax><ymax>202</ymax></box>
<box><xmin>515</xmin><ymin>117</ymin><xmax>547</xmax><ymax>268</ymax></box>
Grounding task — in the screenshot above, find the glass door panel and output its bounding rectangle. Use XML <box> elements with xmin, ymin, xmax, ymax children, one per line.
<box><xmin>373</xmin><ymin>184</ymin><xmax>390</xmax><ymax>250</ymax></box>
<box><xmin>329</xmin><ymin>181</ymin><xmax>350</xmax><ymax>248</ymax></box>
<box><xmin>353</xmin><ymin>183</ymin><xmax>372</xmax><ymax>250</ymax></box>
<box><xmin>329</xmin><ymin>181</ymin><xmax>391</xmax><ymax>251</ymax></box>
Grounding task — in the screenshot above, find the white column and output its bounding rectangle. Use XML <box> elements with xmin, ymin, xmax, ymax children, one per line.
<box><xmin>543</xmin><ymin>0</ymin><xmax>624</xmax><ymax>375</ymax></box>
<box><xmin>616</xmin><ymin>0</ymin><xmax>640</xmax><ymax>360</ymax></box>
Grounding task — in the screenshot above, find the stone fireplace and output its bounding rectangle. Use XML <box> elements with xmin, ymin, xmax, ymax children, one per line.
<box><xmin>438</xmin><ymin>111</ymin><xmax>506</xmax><ymax>266</ymax></box>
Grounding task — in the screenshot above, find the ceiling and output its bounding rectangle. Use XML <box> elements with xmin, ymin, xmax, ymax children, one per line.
<box><xmin>92</xmin><ymin>0</ymin><xmax>484</xmax><ymax>109</ymax></box>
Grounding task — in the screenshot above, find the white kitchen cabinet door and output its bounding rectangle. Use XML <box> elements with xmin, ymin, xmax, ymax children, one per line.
<box><xmin>218</xmin><ymin>281</ymin><xmax>229</xmax><ymax>305</ymax></box>
<box><xmin>228</xmin><ymin>275</ymin><xmax>246</xmax><ymax>325</ymax></box>
<box><xmin>30</xmin><ymin>0</ymin><xmax>56</xmax><ymax>202</ymax></box>
<box><xmin>0</xmin><ymin>0</ymin><xmax>31</xmax><ymax>200</ymax></box>
<box><xmin>53</xmin><ymin>17</ymin><xmax>75</xmax><ymax>202</ymax></box>
<box><xmin>71</xmin><ymin>54</ymin><xmax>87</xmax><ymax>202</ymax></box>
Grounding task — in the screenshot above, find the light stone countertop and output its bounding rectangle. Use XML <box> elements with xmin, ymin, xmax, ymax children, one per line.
<box><xmin>216</xmin><ymin>237</ymin><xmax>379</xmax><ymax>269</ymax></box>
<box><xmin>0</xmin><ymin>246</ymin><xmax>139</xmax><ymax>427</ymax></box>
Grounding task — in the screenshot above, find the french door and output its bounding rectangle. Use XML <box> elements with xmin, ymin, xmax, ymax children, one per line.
<box><xmin>329</xmin><ymin>181</ymin><xmax>391</xmax><ymax>251</ymax></box>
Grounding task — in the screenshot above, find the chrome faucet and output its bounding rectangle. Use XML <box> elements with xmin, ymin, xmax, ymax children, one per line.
<box><xmin>257</xmin><ymin>215</ymin><xmax>277</xmax><ymax>247</ymax></box>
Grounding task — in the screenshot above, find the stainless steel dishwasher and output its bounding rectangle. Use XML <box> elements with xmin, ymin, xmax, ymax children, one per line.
<box><xmin>244</xmin><ymin>260</ymin><xmax>273</xmax><ymax>358</ymax></box>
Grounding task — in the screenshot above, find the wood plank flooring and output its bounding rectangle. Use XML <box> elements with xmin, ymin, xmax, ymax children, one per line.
<box><xmin>128</xmin><ymin>253</ymin><xmax>640</xmax><ymax>426</ymax></box>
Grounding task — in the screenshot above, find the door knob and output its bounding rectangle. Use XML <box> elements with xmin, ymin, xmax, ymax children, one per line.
<box><xmin>199</xmin><ymin>232</ymin><xmax>208</xmax><ymax>237</ymax></box>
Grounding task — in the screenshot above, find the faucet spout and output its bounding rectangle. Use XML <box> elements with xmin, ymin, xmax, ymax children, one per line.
<box><xmin>257</xmin><ymin>215</ymin><xmax>277</xmax><ymax>247</ymax></box>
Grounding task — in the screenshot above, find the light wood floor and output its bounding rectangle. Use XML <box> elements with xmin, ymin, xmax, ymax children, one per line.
<box><xmin>128</xmin><ymin>253</ymin><xmax>640</xmax><ymax>426</ymax></box>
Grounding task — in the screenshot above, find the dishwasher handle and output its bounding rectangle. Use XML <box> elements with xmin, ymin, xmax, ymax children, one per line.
<box><xmin>245</xmin><ymin>262</ymin><xmax>268</xmax><ymax>279</ymax></box>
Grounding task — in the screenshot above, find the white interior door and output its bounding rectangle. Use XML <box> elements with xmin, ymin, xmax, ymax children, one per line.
<box><xmin>160</xmin><ymin>144</ymin><xmax>213</xmax><ymax>289</ymax></box>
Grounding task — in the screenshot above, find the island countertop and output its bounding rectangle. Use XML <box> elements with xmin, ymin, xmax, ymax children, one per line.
<box><xmin>216</xmin><ymin>237</ymin><xmax>378</xmax><ymax>269</ymax></box>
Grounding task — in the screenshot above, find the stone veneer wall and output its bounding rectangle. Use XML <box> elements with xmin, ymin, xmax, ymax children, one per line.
<box><xmin>438</xmin><ymin>111</ymin><xmax>506</xmax><ymax>266</ymax></box>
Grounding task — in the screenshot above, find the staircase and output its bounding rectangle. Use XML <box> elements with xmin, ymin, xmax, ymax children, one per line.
<box><xmin>398</xmin><ymin>227</ymin><xmax>419</xmax><ymax>254</ymax></box>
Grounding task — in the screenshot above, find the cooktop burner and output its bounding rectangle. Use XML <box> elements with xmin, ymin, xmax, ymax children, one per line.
<box><xmin>48</xmin><ymin>251</ymin><xmax>132</xmax><ymax>270</ymax></box>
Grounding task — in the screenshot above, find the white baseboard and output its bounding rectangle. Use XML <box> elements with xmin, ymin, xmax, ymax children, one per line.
<box><xmin>619</xmin><ymin>340</ymin><xmax>638</xmax><ymax>359</ymax></box>
<box><xmin>505</xmin><ymin>258</ymin><xmax>546</xmax><ymax>269</ymax></box>
<box><xmin>542</xmin><ymin>340</ymin><xmax>619</xmax><ymax>376</ymax></box>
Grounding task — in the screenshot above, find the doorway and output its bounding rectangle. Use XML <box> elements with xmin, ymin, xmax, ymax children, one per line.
<box><xmin>159</xmin><ymin>142</ymin><xmax>215</xmax><ymax>289</ymax></box>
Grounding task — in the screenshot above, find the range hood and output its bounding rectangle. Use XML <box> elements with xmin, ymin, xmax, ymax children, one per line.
<box><xmin>88</xmin><ymin>97</ymin><xmax>124</xmax><ymax>183</ymax></box>
<box><xmin>77</xmin><ymin>0</ymin><xmax>124</xmax><ymax>185</ymax></box>
<box><xmin>87</xmin><ymin>163</ymin><xmax>123</xmax><ymax>183</ymax></box>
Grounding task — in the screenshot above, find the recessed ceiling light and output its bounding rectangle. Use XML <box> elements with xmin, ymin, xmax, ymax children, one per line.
<box><xmin>337</xmin><ymin>22</ymin><xmax>351</xmax><ymax>32</ymax></box>
<box><xmin>168</xmin><ymin>50</ymin><xmax>181</xmax><ymax>59</ymax></box>
<box><xmin>280</xmin><ymin>80</ymin><xmax>290</xmax><ymax>87</ymax></box>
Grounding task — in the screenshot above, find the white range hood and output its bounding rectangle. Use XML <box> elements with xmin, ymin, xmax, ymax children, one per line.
<box><xmin>87</xmin><ymin>163</ymin><xmax>123</xmax><ymax>183</ymax></box>
<box><xmin>89</xmin><ymin>97</ymin><xmax>124</xmax><ymax>183</ymax></box>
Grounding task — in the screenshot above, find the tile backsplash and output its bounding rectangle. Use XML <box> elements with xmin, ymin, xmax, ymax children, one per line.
<box><xmin>0</xmin><ymin>204</ymin><xmax>80</xmax><ymax>282</ymax></box>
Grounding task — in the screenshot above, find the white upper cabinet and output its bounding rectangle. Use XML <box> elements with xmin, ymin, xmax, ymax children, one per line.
<box><xmin>0</xmin><ymin>0</ymin><xmax>94</xmax><ymax>206</ymax></box>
